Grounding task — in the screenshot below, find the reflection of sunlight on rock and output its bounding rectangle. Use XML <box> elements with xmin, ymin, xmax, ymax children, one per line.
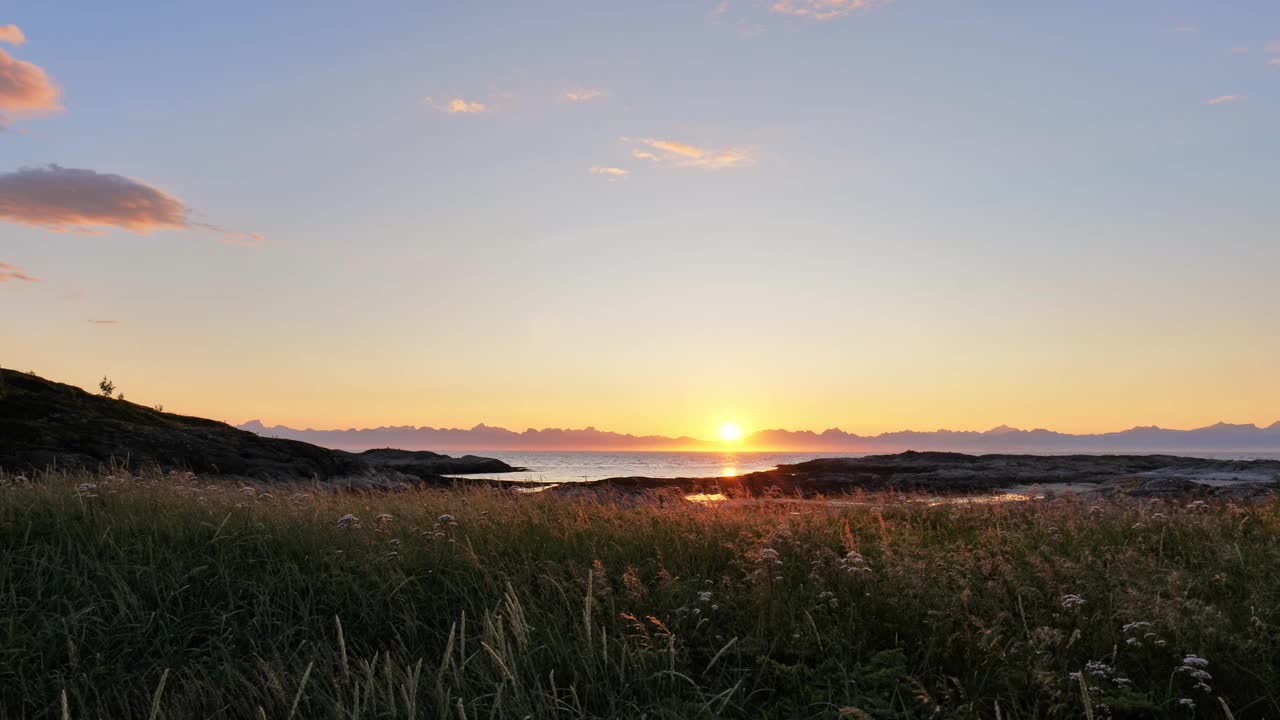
<box><xmin>721</xmin><ymin>466</ymin><xmax>737</xmax><ymax>478</ymax></box>
<box><xmin>685</xmin><ymin>493</ymin><xmax>727</xmax><ymax>504</ymax></box>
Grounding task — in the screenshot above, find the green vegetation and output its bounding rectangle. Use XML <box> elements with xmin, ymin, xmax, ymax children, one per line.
<box><xmin>1</xmin><ymin>472</ymin><xmax>1278</xmax><ymax>719</ymax></box>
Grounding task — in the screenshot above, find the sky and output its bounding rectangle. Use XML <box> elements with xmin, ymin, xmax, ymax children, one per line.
<box><xmin>2</xmin><ymin>0</ymin><xmax>1279</xmax><ymax>440</ymax></box>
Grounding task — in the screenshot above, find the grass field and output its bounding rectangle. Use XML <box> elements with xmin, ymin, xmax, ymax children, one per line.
<box><xmin>2</xmin><ymin>471</ymin><xmax>1278</xmax><ymax>719</ymax></box>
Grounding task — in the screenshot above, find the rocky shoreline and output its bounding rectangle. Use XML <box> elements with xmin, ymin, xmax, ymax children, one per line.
<box><xmin>559</xmin><ymin>452</ymin><xmax>1280</xmax><ymax>501</ymax></box>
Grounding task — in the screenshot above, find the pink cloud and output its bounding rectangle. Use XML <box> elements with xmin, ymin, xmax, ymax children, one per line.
<box><xmin>88</xmin><ymin>319</ymin><xmax>120</xmax><ymax>325</ymax></box>
<box><xmin>770</xmin><ymin>0</ymin><xmax>890</xmax><ymax>21</ymax></box>
<box><xmin>0</xmin><ymin>46</ymin><xmax>62</xmax><ymax>126</ymax></box>
<box><xmin>590</xmin><ymin>166</ymin><xmax>629</xmax><ymax>180</ymax></box>
<box><xmin>424</xmin><ymin>96</ymin><xmax>489</xmax><ymax>114</ymax></box>
<box><xmin>627</xmin><ymin>137</ymin><xmax>756</xmax><ymax>169</ymax></box>
<box><xmin>0</xmin><ymin>260</ymin><xmax>38</xmax><ymax>283</ymax></box>
<box><xmin>1206</xmin><ymin>95</ymin><xmax>1244</xmax><ymax>105</ymax></box>
<box><xmin>0</xmin><ymin>24</ymin><xmax>24</xmax><ymax>45</ymax></box>
<box><xmin>0</xmin><ymin>165</ymin><xmax>263</xmax><ymax>244</ymax></box>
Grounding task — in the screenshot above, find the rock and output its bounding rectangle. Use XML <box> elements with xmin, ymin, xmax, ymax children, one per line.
<box><xmin>564</xmin><ymin>450</ymin><xmax>1280</xmax><ymax>499</ymax></box>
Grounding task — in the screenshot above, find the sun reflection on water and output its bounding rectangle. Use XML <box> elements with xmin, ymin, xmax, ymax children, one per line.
<box><xmin>685</xmin><ymin>493</ymin><xmax>728</xmax><ymax>503</ymax></box>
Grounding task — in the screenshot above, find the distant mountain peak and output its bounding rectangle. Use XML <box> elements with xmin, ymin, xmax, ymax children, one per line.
<box><xmin>984</xmin><ymin>425</ymin><xmax>1022</xmax><ymax>435</ymax></box>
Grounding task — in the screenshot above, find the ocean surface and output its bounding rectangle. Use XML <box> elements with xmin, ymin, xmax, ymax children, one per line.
<box><xmin>449</xmin><ymin>450</ymin><xmax>1280</xmax><ymax>483</ymax></box>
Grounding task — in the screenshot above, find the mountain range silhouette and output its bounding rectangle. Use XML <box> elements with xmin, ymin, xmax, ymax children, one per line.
<box><xmin>238</xmin><ymin>419</ymin><xmax>1280</xmax><ymax>453</ymax></box>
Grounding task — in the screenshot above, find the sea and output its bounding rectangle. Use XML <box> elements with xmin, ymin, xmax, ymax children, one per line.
<box><xmin>447</xmin><ymin>450</ymin><xmax>1280</xmax><ymax>484</ymax></box>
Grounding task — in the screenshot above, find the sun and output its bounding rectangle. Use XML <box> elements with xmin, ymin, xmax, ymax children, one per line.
<box><xmin>719</xmin><ymin>423</ymin><xmax>743</xmax><ymax>442</ymax></box>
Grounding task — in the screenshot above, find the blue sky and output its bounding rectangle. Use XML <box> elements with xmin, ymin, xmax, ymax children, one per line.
<box><xmin>2</xmin><ymin>1</ymin><xmax>1278</xmax><ymax>437</ymax></box>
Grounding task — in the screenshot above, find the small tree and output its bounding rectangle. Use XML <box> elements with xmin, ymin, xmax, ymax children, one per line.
<box><xmin>98</xmin><ymin>376</ymin><xmax>116</xmax><ymax>398</ymax></box>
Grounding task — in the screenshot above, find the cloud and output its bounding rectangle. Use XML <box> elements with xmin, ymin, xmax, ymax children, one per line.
<box><xmin>770</xmin><ymin>0</ymin><xmax>890</xmax><ymax>21</ymax></box>
<box><xmin>0</xmin><ymin>46</ymin><xmax>62</xmax><ymax>126</ymax></box>
<box><xmin>590</xmin><ymin>166</ymin><xmax>629</xmax><ymax>180</ymax></box>
<box><xmin>0</xmin><ymin>260</ymin><xmax>38</xmax><ymax>283</ymax></box>
<box><xmin>1270</xmin><ymin>58</ymin><xmax>1280</xmax><ymax>66</ymax></box>
<box><xmin>1206</xmin><ymin>95</ymin><xmax>1244</xmax><ymax>105</ymax></box>
<box><xmin>88</xmin><ymin>319</ymin><xmax>120</xmax><ymax>325</ymax></box>
<box><xmin>0</xmin><ymin>24</ymin><xmax>24</xmax><ymax>45</ymax></box>
<box><xmin>562</xmin><ymin>88</ymin><xmax>603</xmax><ymax>102</ymax></box>
<box><xmin>1170</xmin><ymin>24</ymin><xmax>1198</xmax><ymax>33</ymax></box>
<box><xmin>627</xmin><ymin>137</ymin><xmax>756</xmax><ymax>169</ymax></box>
<box><xmin>425</xmin><ymin>96</ymin><xmax>489</xmax><ymax>114</ymax></box>
<box><xmin>1230</xmin><ymin>46</ymin><xmax>1249</xmax><ymax>54</ymax></box>
<box><xmin>1266</xmin><ymin>40</ymin><xmax>1280</xmax><ymax>54</ymax></box>
<box><xmin>0</xmin><ymin>165</ymin><xmax>263</xmax><ymax>244</ymax></box>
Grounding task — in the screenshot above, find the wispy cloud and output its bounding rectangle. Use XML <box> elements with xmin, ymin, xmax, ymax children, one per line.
<box><xmin>590</xmin><ymin>166</ymin><xmax>629</xmax><ymax>181</ymax></box>
<box><xmin>626</xmin><ymin>138</ymin><xmax>756</xmax><ymax>170</ymax></box>
<box><xmin>1270</xmin><ymin>58</ymin><xmax>1280</xmax><ymax>66</ymax></box>
<box><xmin>1206</xmin><ymin>95</ymin><xmax>1244</xmax><ymax>105</ymax></box>
<box><xmin>1266</xmin><ymin>40</ymin><xmax>1280</xmax><ymax>54</ymax></box>
<box><xmin>562</xmin><ymin>88</ymin><xmax>603</xmax><ymax>103</ymax></box>
<box><xmin>0</xmin><ymin>44</ymin><xmax>62</xmax><ymax>127</ymax></box>
<box><xmin>88</xmin><ymin>319</ymin><xmax>120</xmax><ymax>325</ymax></box>
<box><xmin>1230</xmin><ymin>46</ymin><xmax>1249</xmax><ymax>54</ymax></box>
<box><xmin>424</xmin><ymin>96</ymin><xmax>489</xmax><ymax>114</ymax></box>
<box><xmin>1170</xmin><ymin>24</ymin><xmax>1198</xmax><ymax>34</ymax></box>
<box><xmin>0</xmin><ymin>24</ymin><xmax>24</xmax><ymax>45</ymax></box>
<box><xmin>0</xmin><ymin>165</ymin><xmax>263</xmax><ymax>244</ymax></box>
<box><xmin>0</xmin><ymin>260</ymin><xmax>38</xmax><ymax>283</ymax></box>
<box><xmin>770</xmin><ymin>0</ymin><xmax>890</xmax><ymax>21</ymax></box>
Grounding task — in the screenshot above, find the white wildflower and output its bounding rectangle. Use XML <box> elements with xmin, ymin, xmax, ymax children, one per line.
<box><xmin>1060</xmin><ymin>594</ymin><xmax>1086</xmax><ymax>610</ymax></box>
<box><xmin>839</xmin><ymin>551</ymin><xmax>871</xmax><ymax>575</ymax></box>
<box><xmin>1181</xmin><ymin>655</ymin><xmax>1209</xmax><ymax>668</ymax></box>
<box><xmin>336</xmin><ymin>513</ymin><xmax>360</xmax><ymax>529</ymax></box>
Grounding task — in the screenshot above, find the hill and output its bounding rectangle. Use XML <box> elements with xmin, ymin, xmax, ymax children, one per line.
<box><xmin>0</xmin><ymin>369</ymin><xmax>518</xmax><ymax>482</ymax></box>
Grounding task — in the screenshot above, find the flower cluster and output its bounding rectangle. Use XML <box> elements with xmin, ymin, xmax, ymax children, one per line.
<box><xmin>1059</xmin><ymin>594</ymin><xmax>1086</xmax><ymax>610</ymax></box>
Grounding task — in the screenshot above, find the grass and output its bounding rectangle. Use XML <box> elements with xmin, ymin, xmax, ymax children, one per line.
<box><xmin>1</xmin><ymin>470</ymin><xmax>1278</xmax><ymax>719</ymax></box>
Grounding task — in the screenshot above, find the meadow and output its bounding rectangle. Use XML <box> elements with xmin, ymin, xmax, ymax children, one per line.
<box><xmin>1</xmin><ymin>471</ymin><xmax>1277</xmax><ymax>720</ymax></box>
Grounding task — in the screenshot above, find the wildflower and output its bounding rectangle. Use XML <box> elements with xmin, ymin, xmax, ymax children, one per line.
<box><xmin>760</xmin><ymin>548</ymin><xmax>780</xmax><ymax>563</ymax></box>
<box><xmin>1177</xmin><ymin>655</ymin><xmax>1213</xmax><ymax>692</ymax></box>
<box><xmin>1181</xmin><ymin>654</ymin><xmax>1209</xmax><ymax>668</ymax></box>
<box><xmin>1084</xmin><ymin>660</ymin><xmax>1112</xmax><ymax>678</ymax></box>
<box><xmin>437</xmin><ymin>514</ymin><xmax>456</xmax><ymax>525</ymax></box>
<box><xmin>839</xmin><ymin>551</ymin><xmax>871</xmax><ymax>575</ymax></box>
<box><xmin>1177</xmin><ymin>698</ymin><xmax>1196</xmax><ymax>710</ymax></box>
<box><xmin>336</xmin><ymin>513</ymin><xmax>360</xmax><ymax>529</ymax></box>
<box><xmin>1060</xmin><ymin>594</ymin><xmax>1086</xmax><ymax>610</ymax></box>
<box><xmin>239</xmin><ymin>486</ymin><xmax>255</xmax><ymax>497</ymax></box>
<box><xmin>697</xmin><ymin>591</ymin><xmax>713</xmax><ymax>603</ymax></box>
<box><xmin>76</xmin><ymin>482</ymin><xmax>98</xmax><ymax>498</ymax></box>
<box><xmin>1188</xmin><ymin>500</ymin><xmax>1209</xmax><ymax>511</ymax></box>
<box><xmin>818</xmin><ymin>590</ymin><xmax>839</xmax><ymax>608</ymax></box>
<box><xmin>388</xmin><ymin>538</ymin><xmax>402</xmax><ymax>546</ymax></box>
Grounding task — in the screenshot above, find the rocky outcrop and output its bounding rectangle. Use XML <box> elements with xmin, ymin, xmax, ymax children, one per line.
<box><xmin>0</xmin><ymin>370</ymin><xmax>520</xmax><ymax>483</ymax></box>
<box><xmin>568</xmin><ymin>451</ymin><xmax>1280</xmax><ymax>499</ymax></box>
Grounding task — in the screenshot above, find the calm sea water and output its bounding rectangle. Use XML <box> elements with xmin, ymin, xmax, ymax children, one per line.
<box><xmin>450</xmin><ymin>450</ymin><xmax>1280</xmax><ymax>483</ymax></box>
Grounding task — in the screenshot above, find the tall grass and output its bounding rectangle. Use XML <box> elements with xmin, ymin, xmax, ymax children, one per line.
<box><xmin>1</xmin><ymin>470</ymin><xmax>1278</xmax><ymax>719</ymax></box>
